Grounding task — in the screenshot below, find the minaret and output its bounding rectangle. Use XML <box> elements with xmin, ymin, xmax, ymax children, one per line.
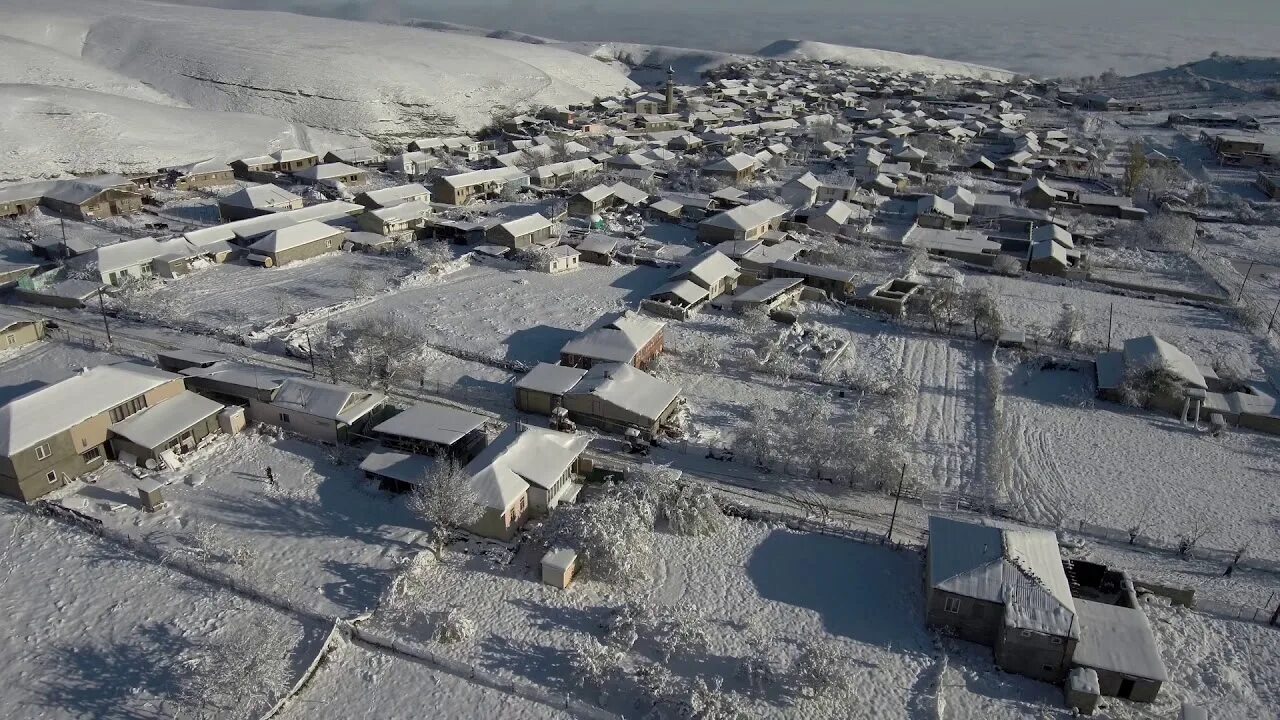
<box><xmin>665</xmin><ymin>66</ymin><xmax>676</xmax><ymax>114</ymax></box>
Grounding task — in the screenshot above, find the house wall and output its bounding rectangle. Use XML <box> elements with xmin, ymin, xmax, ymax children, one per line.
<box><xmin>0</xmin><ymin>198</ymin><xmax>40</xmax><ymax>218</ymax></box>
<box><xmin>924</xmin><ymin>588</ymin><xmax>1003</xmax><ymax>645</ymax></box>
<box><xmin>1087</xmin><ymin>667</ymin><xmax>1161</xmax><ymax>702</ymax></box>
<box><xmin>579</xmin><ymin>249</ymin><xmax>613</xmax><ymax>265</ymax></box>
<box><xmin>516</xmin><ymin>388</ymin><xmax>558</xmax><ymax>415</ymax></box>
<box><xmin>177</xmin><ymin>171</ymin><xmax>235</xmax><ymax>190</ymax></box>
<box><xmin>0</xmin><ymin>430</ymin><xmax>105</xmax><ymax>501</ymax></box>
<box><xmin>994</xmin><ymin>625</ymin><xmax>1076</xmax><ymax>684</ymax></box>
<box><xmin>1</xmin><ymin>322</ymin><xmax>44</xmax><ymax>351</ymax></box>
<box><xmin>270</xmin><ymin>234</ymin><xmax>341</xmax><ymax>267</ymax></box>
<box><xmin>248</xmin><ymin>399</ymin><xmax>340</xmax><ymax>444</ymax></box>
<box><xmin>111</xmin><ymin>413</ymin><xmax>220</xmax><ymax>465</ymax></box>
<box><xmin>278</xmin><ymin>157</ymin><xmax>319</xmax><ymax>173</ymax></box>
<box><xmin>526</xmin><ymin>465</ymin><xmax>577</xmax><ymax>515</ymax></box>
<box><xmin>218</xmin><ymin>203</ymin><xmax>274</xmax><ymax>222</ymax></box>
<box><xmin>44</xmin><ymin>190</ymin><xmax>142</xmax><ymax>220</ymax></box>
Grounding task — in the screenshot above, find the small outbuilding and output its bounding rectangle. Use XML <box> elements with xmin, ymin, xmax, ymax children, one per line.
<box><xmin>541</xmin><ymin>548</ymin><xmax>578</xmax><ymax>589</ymax></box>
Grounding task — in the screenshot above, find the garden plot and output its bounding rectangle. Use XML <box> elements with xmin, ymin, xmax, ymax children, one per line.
<box><xmin>0</xmin><ymin>504</ymin><xmax>319</xmax><ymax>720</ymax></box>
<box><xmin>320</xmin><ymin>261</ymin><xmax>673</xmax><ymax>369</ymax></box>
<box><xmin>55</xmin><ymin>429</ymin><xmax>423</xmax><ymax>618</ymax></box>
<box><xmin>367</xmin><ymin>518</ymin><xmax>937</xmax><ymax>720</ymax></box>
<box><xmin>278</xmin><ymin>639</ymin><xmax>574</xmax><ymax>720</ymax></box>
<box><xmin>982</xmin><ymin>274</ymin><xmax>1271</xmax><ymax>377</ymax></box>
<box><xmin>1088</xmin><ymin>246</ymin><xmax>1228</xmax><ymax>298</ymax></box>
<box><xmin>1001</xmin><ymin>360</ymin><xmax>1280</xmax><ymax>560</ymax></box>
<box><xmin>127</xmin><ymin>250</ymin><xmax>417</xmax><ymax>334</ymax></box>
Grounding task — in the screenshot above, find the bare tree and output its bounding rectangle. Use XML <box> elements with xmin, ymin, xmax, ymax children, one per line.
<box><xmin>1176</xmin><ymin>509</ymin><xmax>1214</xmax><ymax>558</ymax></box>
<box><xmin>1052</xmin><ymin>304</ymin><xmax>1085</xmax><ymax>349</ymax></box>
<box><xmin>433</xmin><ymin>606</ymin><xmax>476</xmax><ymax>643</ymax></box>
<box><xmin>175</xmin><ymin>627</ymin><xmax>292</xmax><ymax>719</ymax></box>
<box><xmin>407</xmin><ymin>461</ymin><xmax>483</xmax><ymax>560</ymax></box>
<box><xmin>963</xmin><ymin>285</ymin><xmax>1004</xmax><ymax>340</ymax></box>
<box><xmin>1122</xmin><ymin>140</ymin><xmax>1148</xmax><ymax>196</ymax></box>
<box><xmin>924</xmin><ymin>278</ymin><xmax>963</xmax><ymax>333</ymax></box>
<box><xmin>345</xmin><ymin>267</ymin><xmax>370</xmax><ymax>298</ymax></box>
<box><xmin>791</xmin><ymin>640</ymin><xmax>850</xmax><ymax>698</ymax></box>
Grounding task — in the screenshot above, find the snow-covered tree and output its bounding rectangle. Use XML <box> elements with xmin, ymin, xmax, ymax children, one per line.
<box><xmin>176</xmin><ymin>627</ymin><xmax>292</xmax><ymax>719</ymax></box>
<box><xmin>554</xmin><ymin>494</ymin><xmax>654</xmax><ymax>585</ymax></box>
<box><xmin>666</xmin><ymin>484</ymin><xmax>727</xmax><ymax>537</ymax></box>
<box><xmin>992</xmin><ymin>255</ymin><xmax>1023</xmax><ymax>277</ymax></box>
<box><xmin>962</xmin><ymin>285</ymin><xmax>1004</xmax><ymax>340</ymax></box>
<box><xmin>569</xmin><ymin>637</ymin><xmax>624</xmax><ymax>697</ymax></box>
<box><xmin>602</xmin><ymin>599</ymin><xmax>654</xmax><ymax>650</ymax></box>
<box><xmin>791</xmin><ymin>641</ymin><xmax>849</xmax><ymax>698</ymax></box>
<box><xmin>434</xmin><ymin>606</ymin><xmax>476</xmax><ymax>644</ymax></box>
<box><xmin>735</xmin><ymin>404</ymin><xmax>784</xmax><ymax>468</ymax></box>
<box><xmin>923</xmin><ymin>278</ymin><xmax>963</xmax><ymax>333</ymax></box>
<box><xmin>408</xmin><ymin>242</ymin><xmax>454</xmax><ymax>272</ymax></box>
<box><xmin>407</xmin><ymin>461</ymin><xmax>482</xmax><ymax>560</ymax></box>
<box><xmin>312</xmin><ymin>311</ymin><xmax>428</xmax><ymax>390</ymax></box>
<box><xmin>652</xmin><ymin>604</ymin><xmax>710</xmax><ymax>663</ymax></box>
<box><xmin>1052</xmin><ymin>304</ymin><xmax>1086</xmax><ymax>349</ymax></box>
<box><xmin>737</xmin><ymin>642</ymin><xmax>783</xmax><ymax>693</ymax></box>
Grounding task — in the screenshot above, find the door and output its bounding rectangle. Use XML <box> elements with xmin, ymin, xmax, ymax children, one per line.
<box><xmin>1117</xmin><ymin>678</ymin><xmax>1135</xmax><ymax>699</ymax></box>
<box><xmin>179</xmin><ymin>430</ymin><xmax>195</xmax><ymax>452</ymax></box>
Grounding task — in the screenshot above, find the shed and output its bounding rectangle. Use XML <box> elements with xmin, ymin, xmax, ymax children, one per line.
<box><xmin>541</xmin><ymin>548</ymin><xmax>578</xmax><ymax>589</ymax></box>
<box><xmin>515</xmin><ymin>363</ymin><xmax>587</xmax><ymax>414</ymax></box>
<box><xmin>1071</xmin><ymin>599</ymin><xmax>1168</xmax><ymax>702</ymax></box>
<box><xmin>137</xmin><ymin>479</ymin><xmax>166</xmax><ymax>512</ymax></box>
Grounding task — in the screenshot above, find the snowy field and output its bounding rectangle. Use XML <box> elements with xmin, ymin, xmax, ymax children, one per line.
<box><xmin>55</xmin><ymin>430</ymin><xmax>423</xmax><ymax>618</ymax></box>
<box><xmin>0</xmin><ymin>503</ymin><xmax>319</xmax><ymax>720</ymax></box>
<box><xmin>983</xmin><ymin>274</ymin><xmax>1271</xmax><ymax>378</ymax></box>
<box><xmin>368</xmin><ymin>517</ymin><xmax>938</xmax><ymax>720</ymax></box>
<box><xmin>130</xmin><ymin>250</ymin><xmax>418</xmax><ymax>334</ymax></box>
<box><xmin>319</xmin><ymin>261</ymin><xmax>675</xmax><ymax>368</ymax></box>
<box><xmin>1001</xmin><ymin>359</ymin><xmax>1280</xmax><ymax>560</ymax></box>
<box><xmin>277</xmin><ymin>639</ymin><xmax>574</xmax><ymax>720</ymax></box>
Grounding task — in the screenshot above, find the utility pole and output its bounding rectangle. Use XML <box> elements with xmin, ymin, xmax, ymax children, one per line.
<box><xmin>96</xmin><ymin>289</ymin><xmax>112</xmax><ymax>345</ymax></box>
<box><xmin>306</xmin><ymin>330</ymin><xmax>316</xmax><ymax>378</ymax></box>
<box><xmin>1236</xmin><ymin>260</ymin><xmax>1256</xmax><ymax>303</ymax></box>
<box><xmin>1267</xmin><ymin>296</ymin><xmax>1280</xmax><ymax>335</ymax></box>
<box><xmin>60</xmin><ymin>218</ymin><xmax>68</xmax><ymax>261</ymax></box>
<box><xmin>1106</xmin><ymin>302</ymin><xmax>1114</xmax><ymax>350</ymax></box>
<box><xmin>884</xmin><ymin>463</ymin><xmax>906</xmax><ymax>545</ymax></box>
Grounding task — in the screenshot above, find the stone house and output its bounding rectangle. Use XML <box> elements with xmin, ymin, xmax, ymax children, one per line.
<box><xmin>246</xmin><ymin>221</ymin><xmax>344</xmax><ymax>267</ymax></box>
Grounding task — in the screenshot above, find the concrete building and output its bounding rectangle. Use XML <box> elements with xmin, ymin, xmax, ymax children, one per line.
<box><xmin>697</xmin><ymin>200</ymin><xmax>788</xmax><ymax>243</ymax></box>
<box><xmin>247</xmin><ymin>221</ymin><xmax>344</xmax><ymax>267</ymax></box>
<box><xmin>0</xmin><ymin>364</ymin><xmax>207</xmax><ymax>501</ymax></box>
<box><xmin>487</xmin><ymin>214</ymin><xmax>554</xmax><ymax>250</ymax></box>
<box><xmin>463</xmin><ymin>424</ymin><xmax>589</xmax><ymax>516</ymax></box>
<box><xmin>218</xmin><ymin>185</ymin><xmax>305</xmax><ymax>222</ymax></box>
<box><xmin>560</xmin><ymin>312</ymin><xmax>665</xmax><ymax>370</ymax></box>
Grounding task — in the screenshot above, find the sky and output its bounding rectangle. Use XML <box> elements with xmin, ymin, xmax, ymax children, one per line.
<box><xmin>170</xmin><ymin>0</ymin><xmax>1280</xmax><ymax>77</ymax></box>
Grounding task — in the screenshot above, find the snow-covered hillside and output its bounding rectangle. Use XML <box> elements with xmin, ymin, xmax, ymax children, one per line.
<box><xmin>757</xmin><ymin>39</ymin><xmax>1015</xmax><ymax>81</ymax></box>
<box><xmin>554</xmin><ymin>41</ymin><xmax>750</xmax><ymax>85</ymax></box>
<box><xmin>1099</xmin><ymin>55</ymin><xmax>1280</xmax><ymax>108</ymax></box>
<box><xmin>0</xmin><ymin>0</ymin><xmax>636</xmax><ymax>178</ymax></box>
<box><xmin>0</xmin><ymin>85</ymin><xmax>360</xmax><ymax>181</ymax></box>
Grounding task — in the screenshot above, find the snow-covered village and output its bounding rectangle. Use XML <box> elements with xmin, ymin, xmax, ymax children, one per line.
<box><xmin>0</xmin><ymin>0</ymin><xmax>1278</xmax><ymax>718</ymax></box>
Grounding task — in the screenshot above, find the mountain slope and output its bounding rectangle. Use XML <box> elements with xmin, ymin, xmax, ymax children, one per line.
<box><xmin>0</xmin><ymin>0</ymin><xmax>637</xmax><ymax>146</ymax></box>
<box><xmin>757</xmin><ymin>39</ymin><xmax>1015</xmax><ymax>81</ymax></box>
<box><xmin>0</xmin><ymin>84</ymin><xmax>360</xmax><ymax>181</ymax></box>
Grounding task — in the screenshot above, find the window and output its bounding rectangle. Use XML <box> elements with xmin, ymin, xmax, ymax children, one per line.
<box><xmin>1020</xmin><ymin>630</ymin><xmax>1033</xmax><ymax>638</ymax></box>
<box><xmin>109</xmin><ymin>396</ymin><xmax>148</xmax><ymax>423</ymax></box>
<box><xmin>1050</xmin><ymin>637</ymin><xmax>1063</xmax><ymax>645</ymax></box>
<box><xmin>5</xmin><ymin>334</ymin><xmax>14</xmax><ymax>346</ymax></box>
<box><xmin>34</xmin><ymin>444</ymin><xmax>51</xmax><ymax>461</ymax></box>
<box><xmin>943</xmin><ymin>596</ymin><xmax>961</xmax><ymax>613</ymax></box>
<box><xmin>45</xmin><ymin>470</ymin><xmax>58</xmax><ymax>484</ymax></box>
<box><xmin>81</xmin><ymin>447</ymin><xmax>102</xmax><ymax>463</ymax></box>
<box><xmin>279</xmin><ymin>413</ymin><xmax>291</xmax><ymax>423</ymax></box>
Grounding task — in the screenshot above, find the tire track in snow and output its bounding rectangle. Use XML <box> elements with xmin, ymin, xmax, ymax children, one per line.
<box><xmin>906</xmin><ymin>337</ymin><xmax>977</xmax><ymax>491</ymax></box>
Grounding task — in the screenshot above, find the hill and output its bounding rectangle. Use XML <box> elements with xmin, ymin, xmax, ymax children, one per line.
<box><xmin>553</xmin><ymin>42</ymin><xmax>749</xmax><ymax>85</ymax></box>
<box><xmin>1097</xmin><ymin>55</ymin><xmax>1280</xmax><ymax>109</ymax></box>
<box><xmin>0</xmin><ymin>0</ymin><xmax>636</xmax><ymax>178</ymax></box>
<box><xmin>756</xmin><ymin>39</ymin><xmax>1015</xmax><ymax>81</ymax></box>
<box><xmin>0</xmin><ymin>84</ymin><xmax>361</xmax><ymax>182</ymax></box>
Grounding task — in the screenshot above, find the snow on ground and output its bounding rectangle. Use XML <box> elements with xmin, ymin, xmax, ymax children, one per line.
<box><xmin>982</xmin><ymin>273</ymin><xmax>1271</xmax><ymax>378</ymax></box>
<box><xmin>370</xmin><ymin>517</ymin><xmax>937</xmax><ymax>720</ymax></box>
<box><xmin>0</xmin><ymin>84</ymin><xmax>361</xmax><ymax>182</ymax></box>
<box><xmin>0</xmin><ymin>503</ymin><xmax>319</xmax><ymax>720</ymax></box>
<box><xmin>0</xmin><ymin>35</ymin><xmax>181</xmax><ymax>107</ymax></box>
<box><xmin>130</xmin><ymin>251</ymin><xmax>417</xmax><ymax>334</ymax></box>
<box><xmin>756</xmin><ymin>39</ymin><xmax>1014</xmax><ymax>81</ymax></box>
<box><xmin>1089</xmin><ymin>247</ymin><xmax>1228</xmax><ymax>298</ymax></box>
<box><xmin>320</xmin><ymin>261</ymin><xmax>674</xmax><ymax>369</ymax></box>
<box><xmin>1002</xmin><ymin>358</ymin><xmax>1280</xmax><ymax>560</ymax></box>
<box><xmin>278</xmin><ymin>639</ymin><xmax>574</xmax><ymax>720</ymax></box>
<box><xmin>1135</xmin><ymin>596</ymin><xmax>1280</xmax><ymax>718</ymax></box>
<box><xmin>56</xmin><ymin>430</ymin><xmax>423</xmax><ymax>618</ymax></box>
<box><xmin>0</xmin><ymin>0</ymin><xmax>636</xmax><ymax>170</ymax></box>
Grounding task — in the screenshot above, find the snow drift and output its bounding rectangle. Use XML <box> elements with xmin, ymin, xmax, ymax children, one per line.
<box><xmin>0</xmin><ymin>0</ymin><xmax>636</xmax><ymax>178</ymax></box>
<box><xmin>757</xmin><ymin>39</ymin><xmax>1015</xmax><ymax>81</ymax></box>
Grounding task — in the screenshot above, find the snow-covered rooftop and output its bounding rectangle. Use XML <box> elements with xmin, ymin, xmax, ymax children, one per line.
<box><xmin>1072</xmin><ymin>599</ymin><xmax>1169</xmax><ymax>682</ymax></box>
<box><xmin>1121</xmin><ymin>335</ymin><xmax>1206</xmax><ymax>390</ymax></box>
<box><xmin>271</xmin><ymin>378</ymin><xmax>384</xmax><ymax>424</ymax></box>
<box><xmin>463</xmin><ymin>425</ymin><xmax>589</xmax><ymax>491</ymax></box>
<box><xmin>0</xmin><ymin>363</ymin><xmax>181</xmax><ymax>454</ymax></box>
<box><xmin>516</xmin><ymin>363</ymin><xmax>588</xmax><ymax>395</ymax></box>
<box><xmin>109</xmin><ymin>391</ymin><xmax>223</xmax><ymax>450</ymax></box>
<box><xmin>699</xmin><ymin>199</ymin><xmax>788</xmax><ymax>231</ymax></box>
<box><xmin>373</xmin><ymin>403</ymin><xmax>487</xmax><ymax>446</ymax></box>
<box><xmin>249</xmin><ymin>221</ymin><xmax>342</xmax><ymax>254</ymax></box>
<box><xmin>567</xmin><ymin>363</ymin><xmax>680</xmax><ymax>422</ymax></box>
